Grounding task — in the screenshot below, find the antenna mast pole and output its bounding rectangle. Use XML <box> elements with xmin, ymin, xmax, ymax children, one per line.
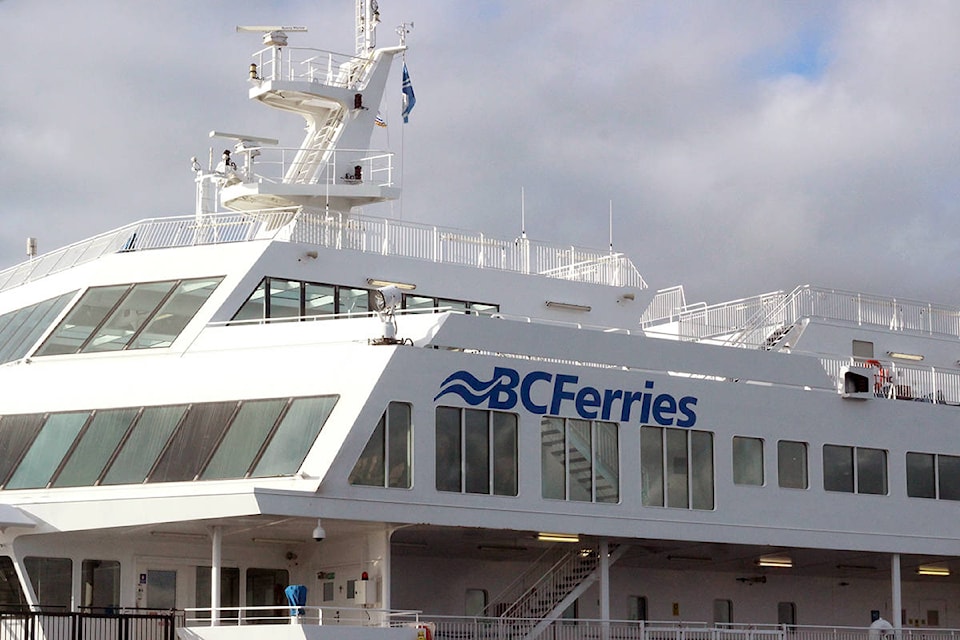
<box><xmin>357</xmin><ymin>0</ymin><xmax>380</xmax><ymax>54</ymax></box>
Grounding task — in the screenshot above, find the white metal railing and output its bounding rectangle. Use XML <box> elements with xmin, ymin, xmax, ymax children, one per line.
<box><xmin>644</xmin><ymin>285</ymin><xmax>960</xmax><ymax>346</ymax></box>
<box><xmin>232</xmin><ymin>147</ymin><xmax>394</xmax><ymax>188</ymax></box>
<box><xmin>0</xmin><ymin>210</ymin><xmax>644</xmax><ymax>293</ymax></box>
<box><xmin>251</xmin><ymin>46</ymin><xmax>374</xmax><ymax>88</ymax></box>
<box><xmin>386</xmin><ymin>617</ymin><xmax>955</xmax><ymax>640</ymax></box>
<box><xmin>184</xmin><ymin>605</ymin><xmax>423</xmax><ymax>628</ymax></box>
<box><xmin>821</xmin><ymin>356</ymin><xmax>960</xmax><ymax>405</ymax></box>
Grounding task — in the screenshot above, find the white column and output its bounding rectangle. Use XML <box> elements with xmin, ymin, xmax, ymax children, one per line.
<box><xmin>891</xmin><ymin>554</ymin><xmax>902</xmax><ymax>633</ymax></box>
<box><xmin>211</xmin><ymin>526</ymin><xmax>223</xmax><ymax>625</ymax></box>
<box><xmin>600</xmin><ymin>539</ymin><xmax>610</xmax><ymax>640</ymax></box>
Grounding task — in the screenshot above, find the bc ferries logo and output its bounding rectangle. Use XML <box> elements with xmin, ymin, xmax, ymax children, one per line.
<box><xmin>435</xmin><ymin>367</ymin><xmax>698</xmax><ymax>427</ymax></box>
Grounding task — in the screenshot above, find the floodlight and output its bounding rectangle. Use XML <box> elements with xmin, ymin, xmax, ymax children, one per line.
<box><xmin>372</xmin><ymin>285</ymin><xmax>402</xmax><ymax>313</ymax></box>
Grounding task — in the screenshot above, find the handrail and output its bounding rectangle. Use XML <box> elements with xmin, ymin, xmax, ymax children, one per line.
<box><xmin>0</xmin><ymin>209</ymin><xmax>645</xmax><ymax>295</ymax></box>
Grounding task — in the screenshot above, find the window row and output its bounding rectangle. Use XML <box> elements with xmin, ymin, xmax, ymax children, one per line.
<box><xmin>233</xmin><ymin>276</ymin><xmax>498</xmax><ymax>322</ymax></box>
<box><xmin>37</xmin><ymin>277</ymin><xmax>222</xmax><ymax>356</ymax></box>
<box><xmin>0</xmin><ymin>395</ymin><xmax>337</xmax><ymax>491</ymax></box>
<box><xmin>1</xmin><ymin>556</ymin><xmax>291</xmax><ymax>614</ymax></box>
<box><xmin>733</xmin><ymin>438</ymin><xmax>889</xmax><ymax>495</ymax></box>
<box><xmin>0</xmin><ymin>291</ymin><xmax>76</xmax><ymax>366</ymax></box>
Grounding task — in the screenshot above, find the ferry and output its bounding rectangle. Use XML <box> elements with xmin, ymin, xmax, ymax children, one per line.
<box><xmin>0</xmin><ymin>3</ymin><xmax>957</xmax><ymax>640</ymax></box>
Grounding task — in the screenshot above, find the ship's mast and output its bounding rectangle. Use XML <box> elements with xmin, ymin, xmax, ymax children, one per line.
<box><xmin>356</xmin><ymin>0</ymin><xmax>380</xmax><ymax>54</ymax></box>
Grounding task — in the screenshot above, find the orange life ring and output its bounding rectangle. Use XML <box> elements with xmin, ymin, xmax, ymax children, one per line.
<box><xmin>865</xmin><ymin>359</ymin><xmax>889</xmax><ymax>390</ymax></box>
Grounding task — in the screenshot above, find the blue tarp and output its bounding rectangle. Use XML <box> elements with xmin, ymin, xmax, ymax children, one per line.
<box><xmin>285</xmin><ymin>584</ymin><xmax>307</xmax><ymax>616</ymax></box>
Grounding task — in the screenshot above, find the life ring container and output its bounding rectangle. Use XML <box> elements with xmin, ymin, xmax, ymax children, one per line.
<box><xmin>415</xmin><ymin>624</ymin><xmax>433</xmax><ymax>640</ymax></box>
<box><xmin>865</xmin><ymin>359</ymin><xmax>889</xmax><ymax>393</ymax></box>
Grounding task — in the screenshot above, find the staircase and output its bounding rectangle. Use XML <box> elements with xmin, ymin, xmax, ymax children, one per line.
<box><xmin>487</xmin><ymin>544</ymin><xmax>629</xmax><ymax>640</ymax></box>
<box><xmin>763</xmin><ymin>324</ymin><xmax>795</xmax><ymax>350</ymax></box>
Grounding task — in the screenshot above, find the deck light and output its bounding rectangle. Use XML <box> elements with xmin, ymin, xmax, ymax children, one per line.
<box><xmin>366</xmin><ymin>278</ymin><xmax>416</xmax><ymax>291</ymax></box>
<box><xmin>917</xmin><ymin>564</ymin><xmax>950</xmax><ymax>576</ymax></box>
<box><xmin>545</xmin><ymin>301</ymin><xmax>591</xmax><ymax>312</ymax></box>
<box><xmin>537</xmin><ymin>533</ymin><xmax>580</xmax><ymax>543</ymax></box>
<box><xmin>757</xmin><ymin>555</ymin><xmax>793</xmax><ymax>568</ymax></box>
<box><xmin>887</xmin><ymin>351</ymin><xmax>924</xmax><ymax>361</ymax></box>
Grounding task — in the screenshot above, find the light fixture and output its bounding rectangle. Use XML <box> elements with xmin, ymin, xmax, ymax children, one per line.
<box><xmin>366</xmin><ymin>278</ymin><xmax>416</xmax><ymax>291</ymax></box>
<box><xmin>917</xmin><ymin>564</ymin><xmax>950</xmax><ymax>576</ymax></box>
<box><xmin>545</xmin><ymin>301</ymin><xmax>591</xmax><ymax>312</ymax></box>
<box><xmin>150</xmin><ymin>531</ymin><xmax>208</xmax><ymax>541</ymax></box>
<box><xmin>757</xmin><ymin>555</ymin><xmax>793</xmax><ymax>568</ymax></box>
<box><xmin>667</xmin><ymin>554</ymin><xmax>712</xmax><ymax>563</ymax></box>
<box><xmin>887</xmin><ymin>351</ymin><xmax>924</xmax><ymax>361</ymax></box>
<box><xmin>537</xmin><ymin>532</ymin><xmax>580</xmax><ymax>543</ymax></box>
<box><xmin>252</xmin><ymin>537</ymin><xmax>306</xmax><ymax>545</ymax></box>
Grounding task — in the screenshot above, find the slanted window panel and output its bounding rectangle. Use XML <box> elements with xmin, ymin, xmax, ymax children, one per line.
<box><xmin>6</xmin><ymin>412</ymin><xmax>88</xmax><ymax>489</ymax></box>
<box><xmin>304</xmin><ymin>284</ymin><xmax>336</xmax><ymax>317</ymax></box>
<box><xmin>492</xmin><ymin>412</ymin><xmax>518</xmax><ymax>496</ymax></box>
<box><xmin>0</xmin><ymin>414</ymin><xmax>48</xmax><ymax>486</ymax></box>
<box><xmin>36</xmin><ymin>285</ymin><xmax>129</xmax><ymax>356</ymax></box>
<box><xmin>436</xmin><ymin>407</ymin><xmax>462</xmax><ymax>492</ymax></box>
<box><xmin>339</xmin><ymin>288</ymin><xmax>370</xmax><ymax>315</ymax></box>
<box><xmin>350</xmin><ymin>414</ymin><xmax>386</xmax><ymax>486</ymax></box>
<box><xmin>268</xmin><ymin>279</ymin><xmax>302</xmax><ymax>319</ymax></box>
<box><xmin>823</xmin><ymin>444</ymin><xmax>854</xmax><ymax>493</ymax></box>
<box><xmin>464</xmin><ymin>409</ymin><xmax>490</xmax><ymax>494</ymax></box>
<box><xmin>0</xmin><ymin>292</ymin><xmax>75</xmax><ymax>364</ymax></box>
<box><xmin>640</xmin><ymin>426</ymin><xmax>664</xmax><ymax>507</ymax></box>
<box><xmin>233</xmin><ymin>278</ymin><xmax>268</xmax><ymax>322</ymax></box>
<box><xmin>201</xmin><ymin>399</ymin><xmax>286</xmax><ymax>480</ymax></box>
<box><xmin>907</xmin><ymin>452</ymin><xmax>936</xmax><ymax>498</ymax></box>
<box><xmin>0</xmin><ymin>557</ymin><xmax>27</xmax><ymax>607</ymax></box>
<box><xmin>252</xmin><ymin>396</ymin><xmax>338</xmax><ymax>477</ymax></box>
<box><xmin>938</xmin><ymin>455</ymin><xmax>960</xmax><ymax>501</ymax></box>
<box><xmin>101</xmin><ymin>405</ymin><xmax>186</xmax><ymax>485</ymax></box>
<box><xmin>856</xmin><ymin>447</ymin><xmax>887</xmax><ymax>495</ymax></box>
<box><xmin>541</xmin><ymin>417</ymin><xmax>566</xmax><ymax>499</ymax></box>
<box><xmin>733</xmin><ymin>436</ymin><xmax>764</xmax><ymax>486</ymax></box>
<box><xmin>149</xmin><ymin>402</ymin><xmax>237</xmax><ymax>483</ymax></box>
<box><xmin>53</xmin><ymin>409</ymin><xmax>138</xmax><ymax>488</ymax></box>
<box><xmin>777</xmin><ymin>440</ymin><xmax>808</xmax><ymax>489</ymax></box>
<box><xmin>83</xmin><ymin>281</ymin><xmax>176</xmax><ymax>352</ymax></box>
<box><xmin>82</xmin><ymin>559</ymin><xmax>120</xmax><ymax>611</ymax></box>
<box><xmin>128</xmin><ymin>277</ymin><xmax>222</xmax><ymax>348</ymax></box>
<box><xmin>25</xmin><ymin>557</ymin><xmax>72</xmax><ymax>611</ymax></box>
<box><xmin>350</xmin><ymin>402</ymin><xmax>413</xmax><ymax>488</ymax></box>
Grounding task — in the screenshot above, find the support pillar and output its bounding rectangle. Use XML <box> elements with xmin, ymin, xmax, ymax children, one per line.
<box><xmin>211</xmin><ymin>526</ymin><xmax>222</xmax><ymax>625</ymax></box>
<box><xmin>891</xmin><ymin>554</ymin><xmax>902</xmax><ymax>633</ymax></box>
<box><xmin>600</xmin><ymin>539</ymin><xmax>610</xmax><ymax>640</ymax></box>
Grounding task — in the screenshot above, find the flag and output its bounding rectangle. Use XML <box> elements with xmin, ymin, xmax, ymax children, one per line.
<box><xmin>375</xmin><ymin>111</ymin><xmax>387</xmax><ymax>127</ymax></box>
<box><xmin>401</xmin><ymin>62</ymin><xmax>416</xmax><ymax>123</ymax></box>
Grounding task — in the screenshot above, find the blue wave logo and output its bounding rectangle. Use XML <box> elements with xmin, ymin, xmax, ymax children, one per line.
<box><xmin>434</xmin><ymin>368</ymin><xmax>515</xmax><ymax>406</ymax></box>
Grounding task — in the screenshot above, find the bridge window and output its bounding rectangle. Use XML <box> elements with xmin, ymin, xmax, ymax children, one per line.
<box><xmin>732</xmin><ymin>436</ymin><xmax>763</xmax><ymax>486</ymax></box>
<box><xmin>778</xmin><ymin>440</ymin><xmax>808</xmax><ymax>489</ymax></box>
<box><xmin>541</xmin><ymin>417</ymin><xmax>619</xmax><ymax>503</ymax></box>
<box><xmin>0</xmin><ymin>291</ymin><xmax>76</xmax><ymax>365</ymax></box>
<box><xmin>6</xmin><ymin>412</ymin><xmax>89</xmax><ymax>489</ymax></box>
<box><xmin>25</xmin><ymin>556</ymin><xmax>72</xmax><ymax>610</ymax></box>
<box><xmin>641</xmin><ymin>426</ymin><xmax>714</xmax><ymax>510</ymax></box>
<box><xmin>823</xmin><ymin>445</ymin><xmax>887</xmax><ymax>495</ymax></box>
<box><xmin>201</xmin><ymin>399</ymin><xmax>287</xmax><ymax>481</ymax></box>
<box><xmin>82</xmin><ymin>559</ymin><xmax>120</xmax><ymax>612</ymax></box>
<box><xmin>0</xmin><ymin>413</ymin><xmax>55</xmax><ymax>487</ymax></box>
<box><xmin>53</xmin><ymin>408</ymin><xmax>139</xmax><ymax>488</ymax></box>
<box><xmin>102</xmin><ymin>405</ymin><xmax>188</xmax><ymax>485</ymax></box>
<box><xmin>36</xmin><ymin>277</ymin><xmax>221</xmax><ymax>355</ymax></box>
<box><xmin>350</xmin><ymin>402</ymin><xmax>413</xmax><ymax>488</ymax></box>
<box><xmin>436</xmin><ymin>407</ymin><xmax>517</xmax><ymax>496</ymax></box>
<box><xmin>907</xmin><ymin>452</ymin><xmax>960</xmax><ymax>500</ymax></box>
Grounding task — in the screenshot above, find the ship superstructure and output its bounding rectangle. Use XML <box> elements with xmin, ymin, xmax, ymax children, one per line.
<box><xmin>0</xmin><ymin>4</ymin><xmax>959</xmax><ymax>640</ymax></box>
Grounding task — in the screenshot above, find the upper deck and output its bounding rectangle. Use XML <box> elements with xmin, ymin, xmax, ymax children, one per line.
<box><xmin>0</xmin><ymin>209</ymin><xmax>646</xmax><ymax>295</ymax></box>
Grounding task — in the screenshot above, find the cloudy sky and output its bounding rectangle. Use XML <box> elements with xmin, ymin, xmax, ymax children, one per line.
<box><xmin>2</xmin><ymin>1</ymin><xmax>959</xmax><ymax>307</ymax></box>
